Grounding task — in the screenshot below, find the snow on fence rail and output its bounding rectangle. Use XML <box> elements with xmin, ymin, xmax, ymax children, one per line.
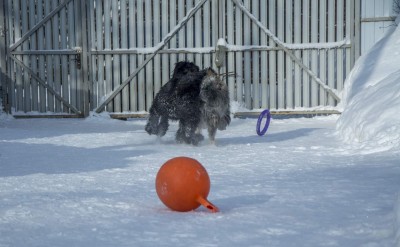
<box><xmin>0</xmin><ymin>0</ymin><xmax>397</xmax><ymax>116</ymax></box>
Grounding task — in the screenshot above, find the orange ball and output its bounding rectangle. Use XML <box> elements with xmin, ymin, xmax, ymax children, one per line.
<box><xmin>155</xmin><ymin>157</ymin><xmax>219</xmax><ymax>213</ymax></box>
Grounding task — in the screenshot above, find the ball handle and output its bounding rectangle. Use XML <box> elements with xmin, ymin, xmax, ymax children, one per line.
<box><xmin>197</xmin><ymin>196</ymin><xmax>219</xmax><ymax>213</ymax></box>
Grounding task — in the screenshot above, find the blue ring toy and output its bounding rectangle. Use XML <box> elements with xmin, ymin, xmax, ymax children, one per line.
<box><xmin>256</xmin><ymin>109</ymin><xmax>271</xmax><ymax>136</ymax></box>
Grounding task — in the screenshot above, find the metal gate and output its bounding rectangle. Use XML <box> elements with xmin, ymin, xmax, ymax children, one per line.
<box><xmin>1</xmin><ymin>0</ymin><xmax>393</xmax><ymax>117</ymax></box>
<box><xmin>221</xmin><ymin>0</ymin><xmax>350</xmax><ymax>110</ymax></box>
<box><xmin>90</xmin><ymin>0</ymin><xmax>217</xmax><ymax>114</ymax></box>
<box><xmin>91</xmin><ymin>0</ymin><xmax>351</xmax><ymax>115</ymax></box>
<box><xmin>1</xmin><ymin>0</ymin><xmax>89</xmax><ymax>117</ymax></box>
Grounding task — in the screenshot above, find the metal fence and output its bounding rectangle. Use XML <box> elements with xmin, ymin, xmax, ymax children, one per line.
<box><xmin>361</xmin><ymin>0</ymin><xmax>397</xmax><ymax>54</ymax></box>
<box><xmin>0</xmin><ymin>0</ymin><xmax>397</xmax><ymax>117</ymax></box>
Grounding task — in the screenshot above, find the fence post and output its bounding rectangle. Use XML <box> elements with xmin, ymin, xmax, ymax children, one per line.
<box><xmin>351</xmin><ymin>0</ymin><xmax>362</xmax><ymax>67</ymax></box>
<box><xmin>78</xmin><ymin>0</ymin><xmax>90</xmax><ymax>117</ymax></box>
<box><xmin>0</xmin><ymin>0</ymin><xmax>9</xmax><ymax>113</ymax></box>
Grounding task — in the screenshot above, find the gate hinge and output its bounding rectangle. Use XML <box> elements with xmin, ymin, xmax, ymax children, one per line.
<box><xmin>215</xmin><ymin>38</ymin><xmax>227</xmax><ymax>68</ymax></box>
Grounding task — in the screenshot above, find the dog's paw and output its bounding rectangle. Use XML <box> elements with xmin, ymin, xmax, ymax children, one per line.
<box><xmin>190</xmin><ymin>133</ymin><xmax>204</xmax><ymax>146</ymax></box>
<box><xmin>175</xmin><ymin>131</ymin><xmax>188</xmax><ymax>144</ymax></box>
<box><xmin>175</xmin><ymin>132</ymin><xmax>203</xmax><ymax>146</ymax></box>
<box><xmin>145</xmin><ymin>123</ymin><xmax>157</xmax><ymax>135</ymax></box>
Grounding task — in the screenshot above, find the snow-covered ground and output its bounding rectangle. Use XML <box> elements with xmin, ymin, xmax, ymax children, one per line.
<box><xmin>1</xmin><ymin>13</ymin><xmax>400</xmax><ymax>247</ymax></box>
<box><xmin>0</xmin><ymin>114</ymin><xmax>399</xmax><ymax>247</ymax></box>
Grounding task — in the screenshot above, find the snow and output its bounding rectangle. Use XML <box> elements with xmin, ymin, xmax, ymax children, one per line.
<box><xmin>0</xmin><ymin>114</ymin><xmax>399</xmax><ymax>247</ymax></box>
<box><xmin>337</xmin><ymin>16</ymin><xmax>400</xmax><ymax>151</ymax></box>
<box><xmin>225</xmin><ymin>39</ymin><xmax>350</xmax><ymax>52</ymax></box>
<box><xmin>217</xmin><ymin>38</ymin><xmax>227</xmax><ymax>47</ymax></box>
<box><xmin>107</xmin><ymin>39</ymin><xmax>349</xmax><ymax>55</ymax></box>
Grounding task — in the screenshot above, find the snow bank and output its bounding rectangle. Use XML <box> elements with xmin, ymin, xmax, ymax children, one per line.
<box><xmin>336</xmin><ymin>16</ymin><xmax>400</xmax><ymax>151</ymax></box>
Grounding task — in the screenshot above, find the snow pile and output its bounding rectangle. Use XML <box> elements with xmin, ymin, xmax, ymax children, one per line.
<box><xmin>337</xmin><ymin>16</ymin><xmax>400</xmax><ymax>151</ymax></box>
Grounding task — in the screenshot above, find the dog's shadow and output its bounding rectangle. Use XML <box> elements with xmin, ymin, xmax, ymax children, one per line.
<box><xmin>216</xmin><ymin>128</ymin><xmax>320</xmax><ymax>146</ymax></box>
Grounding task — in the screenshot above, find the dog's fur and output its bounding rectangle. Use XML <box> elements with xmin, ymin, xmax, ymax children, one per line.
<box><xmin>197</xmin><ymin>68</ymin><xmax>231</xmax><ymax>144</ymax></box>
<box><xmin>145</xmin><ymin>61</ymin><xmax>230</xmax><ymax>145</ymax></box>
<box><xmin>145</xmin><ymin>61</ymin><xmax>205</xmax><ymax>145</ymax></box>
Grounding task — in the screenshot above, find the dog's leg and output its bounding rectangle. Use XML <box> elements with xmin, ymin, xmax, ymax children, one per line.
<box><xmin>176</xmin><ymin>122</ymin><xmax>189</xmax><ymax>144</ymax></box>
<box><xmin>157</xmin><ymin>116</ymin><xmax>169</xmax><ymax>137</ymax></box>
<box><xmin>192</xmin><ymin>131</ymin><xmax>205</xmax><ymax>145</ymax></box>
<box><xmin>208</xmin><ymin>126</ymin><xmax>217</xmax><ymax>145</ymax></box>
<box><xmin>176</xmin><ymin>120</ymin><xmax>204</xmax><ymax>145</ymax></box>
<box><xmin>145</xmin><ymin>113</ymin><xmax>160</xmax><ymax>135</ymax></box>
<box><xmin>189</xmin><ymin>120</ymin><xmax>204</xmax><ymax>145</ymax></box>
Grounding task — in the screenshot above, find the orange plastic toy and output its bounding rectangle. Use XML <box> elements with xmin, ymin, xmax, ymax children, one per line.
<box><xmin>155</xmin><ymin>157</ymin><xmax>219</xmax><ymax>213</ymax></box>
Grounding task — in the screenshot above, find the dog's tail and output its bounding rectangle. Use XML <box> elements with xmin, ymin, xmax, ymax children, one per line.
<box><xmin>218</xmin><ymin>112</ymin><xmax>231</xmax><ymax>130</ymax></box>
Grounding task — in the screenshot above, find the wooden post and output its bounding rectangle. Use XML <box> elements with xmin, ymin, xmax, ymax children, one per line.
<box><xmin>302</xmin><ymin>0</ymin><xmax>310</xmax><ymax>107</ymax></box>
<box><xmin>319</xmin><ymin>0</ymin><xmax>327</xmax><ymax>106</ymax></box>
<box><xmin>234</xmin><ymin>1</ymin><xmax>243</xmax><ymax>104</ymax></box>
<box><xmin>153</xmin><ymin>0</ymin><xmax>161</xmax><ymax>97</ymax></box>
<box><xmin>285</xmin><ymin>0</ymin><xmax>293</xmax><ymax>109</ymax></box>
<box><xmin>38</xmin><ymin>0</ymin><xmax>46</xmax><ymax>112</ymax></box>
<box><xmin>327</xmin><ymin>0</ymin><xmax>335</xmax><ymax>105</ymax></box>
<box><xmin>260</xmin><ymin>0</ymin><xmax>268</xmax><ymax>109</ymax></box>
<box><xmin>352</xmin><ymin>0</ymin><xmax>362</xmax><ymax>67</ymax></box>
<box><xmin>112</xmin><ymin>0</ymin><xmax>121</xmax><ymax>112</ymax></box>
<box><xmin>311</xmin><ymin>0</ymin><xmax>318</xmax><ymax>107</ymax></box>
<box><xmin>294</xmin><ymin>0</ymin><xmax>301</xmax><ymax>108</ymax></box>
<box><xmin>268</xmin><ymin>0</ymin><xmax>277</xmax><ymax>109</ymax></box>
<box><xmin>120</xmin><ymin>0</ymin><xmax>129</xmax><ymax>112</ymax></box>
<box><xmin>80</xmin><ymin>0</ymin><xmax>90</xmax><ymax>117</ymax></box>
<box><xmin>277</xmin><ymin>0</ymin><xmax>284</xmax><ymax>109</ymax></box>
<box><xmin>0</xmin><ymin>0</ymin><xmax>8</xmax><ymax>113</ymax></box>
<box><xmin>337</xmin><ymin>0</ymin><xmax>345</xmax><ymax>93</ymax></box>
<box><xmin>243</xmin><ymin>0</ymin><xmax>251</xmax><ymax>108</ymax></box>
<box><xmin>145</xmin><ymin>0</ymin><xmax>153</xmax><ymax>111</ymax></box>
<box><xmin>129</xmin><ymin>0</ymin><xmax>138</xmax><ymax>111</ymax></box>
<box><xmin>252</xmin><ymin>0</ymin><xmax>260</xmax><ymax>109</ymax></box>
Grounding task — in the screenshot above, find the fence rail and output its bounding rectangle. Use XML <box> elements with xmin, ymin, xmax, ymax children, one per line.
<box><xmin>0</xmin><ymin>0</ymin><xmax>397</xmax><ymax>116</ymax></box>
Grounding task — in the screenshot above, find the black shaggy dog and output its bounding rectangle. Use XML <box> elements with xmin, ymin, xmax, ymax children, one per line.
<box><xmin>145</xmin><ymin>61</ymin><xmax>205</xmax><ymax>145</ymax></box>
<box><xmin>145</xmin><ymin>61</ymin><xmax>230</xmax><ymax>145</ymax></box>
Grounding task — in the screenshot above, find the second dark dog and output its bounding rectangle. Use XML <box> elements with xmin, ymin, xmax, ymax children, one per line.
<box><xmin>198</xmin><ymin>68</ymin><xmax>231</xmax><ymax>144</ymax></box>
